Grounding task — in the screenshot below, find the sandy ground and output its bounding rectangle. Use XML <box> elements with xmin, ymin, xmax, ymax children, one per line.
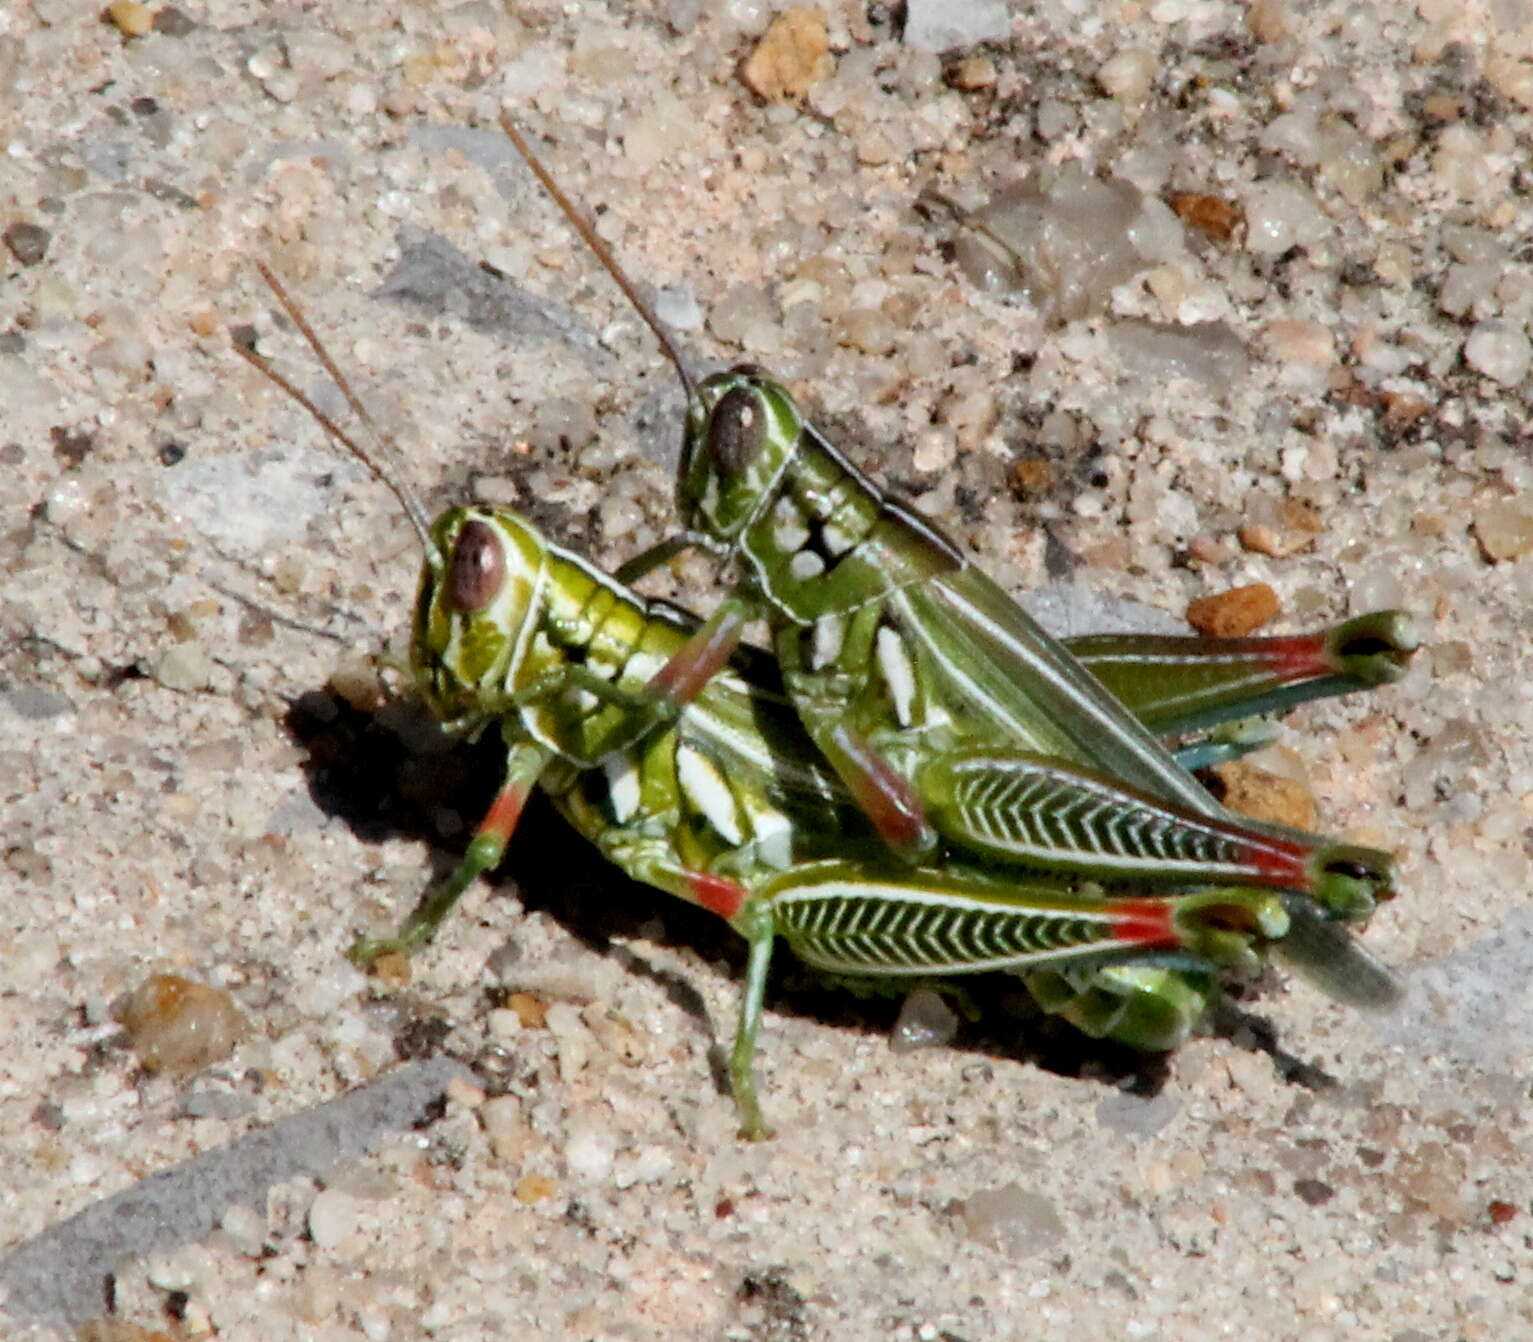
<box><xmin>3</xmin><ymin>1</ymin><xmax>1532</xmax><ymax>1338</ymax></box>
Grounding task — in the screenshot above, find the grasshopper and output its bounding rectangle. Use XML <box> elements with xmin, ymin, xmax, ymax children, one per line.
<box><xmin>496</xmin><ymin>114</ymin><xmax>1415</xmax><ymax>936</ymax></box>
<box><xmin>236</xmin><ymin>265</ymin><xmax>1397</xmax><ymax>1137</ymax></box>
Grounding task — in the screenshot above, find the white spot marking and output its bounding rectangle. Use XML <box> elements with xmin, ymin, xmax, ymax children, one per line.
<box><xmin>566</xmin><ymin>687</ymin><xmax>600</xmax><ymax>716</ymax></box>
<box><xmin>750</xmin><ymin>811</ymin><xmax>794</xmax><ymax>870</ymax></box>
<box><xmin>789</xmin><ymin>549</ymin><xmax>825</xmax><ymax>581</ymax></box>
<box><xmin>811</xmin><ymin>614</ymin><xmax>846</xmax><ymax>670</ymax></box>
<box><xmin>771</xmin><ymin>495</ymin><xmax>809</xmax><ymax>552</ymax></box>
<box><xmin>603</xmin><ymin>756</ymin><xmax>642</xmax><ymax>824</ymax></box>
<box><xmin>625</xmin><ymin>651</ymin><xmax>666</xmax><ymax>681</ymax></box>
<box><xmin>876</xmin><ymin>626</ymin><xmax>918</xmax><ymax>726</ymax></box>
<box><xmin>821</xmin><ymin>519</ymin><xmax>856</xmax><ymax>556</ymax></box>
<box><xmin>676</xmin><ymin>744</ymin><xmax>744</xmax><ymax>845</ymax></box>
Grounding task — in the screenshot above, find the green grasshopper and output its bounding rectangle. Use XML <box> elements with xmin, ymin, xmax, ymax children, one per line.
<box><xmin>236</xmin><ymin>264</ymin><xmax>1399</xmax><ymax>1138</ymax></box>
<box><xmin>496</xmin><ymin>114</ymin><xmax>1415</xmax><ymax>934</ymax></box>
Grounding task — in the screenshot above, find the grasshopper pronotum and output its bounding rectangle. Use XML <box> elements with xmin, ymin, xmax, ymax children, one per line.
<box><xmin>236</xmin><ymin>256</ymin><xmax>1398</xmax><ymax>1136</ymax></box>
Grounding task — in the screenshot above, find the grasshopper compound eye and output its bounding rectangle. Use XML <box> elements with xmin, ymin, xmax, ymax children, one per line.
<box><xmin>707</xmin><ymin>384</ymin><xmax>767</xmax><ymax>477</ymax></box>
<box><xmin>446</xmin><ymin>518</ymin><xmax>506</xmax><ymax>612</ymax></box>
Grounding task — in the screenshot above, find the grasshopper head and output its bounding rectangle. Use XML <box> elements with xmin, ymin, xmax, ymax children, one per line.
<box><xmin>411</xmin><ymin>506</ymin><xmax>547</xmax><ymax>726</ymax></box>
<box><xmin>676</xmin><ymin>365</ymin><xmax>805</xmax><ymax>547</ymax></box>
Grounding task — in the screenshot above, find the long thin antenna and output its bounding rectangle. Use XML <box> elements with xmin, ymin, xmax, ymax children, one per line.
<box><xmin>498</xmin><ymin>110</ymin><xmax>697</xmax><ymax>401</ymax></box>
<box><xmin>232</xmin><ymin>262</ymin><xmax>435</xmax><ymax>550</ymax></box>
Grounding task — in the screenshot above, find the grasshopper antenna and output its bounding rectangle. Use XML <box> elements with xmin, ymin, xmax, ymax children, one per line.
<box><xmin>231</xmin><ymin>261</ymin><xmax>436</xmax><ymax>553</ymax></box>
<box><xmin>498</xmin><ymin>110</ymin><xmax>697</xmax><ymax>402</ymax></box>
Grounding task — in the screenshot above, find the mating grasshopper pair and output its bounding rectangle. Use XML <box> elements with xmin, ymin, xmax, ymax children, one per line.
<box><xmin>238</xmin><ymin>114</ymin><xmax>1413</xmax><ymax>1136</ymax></box>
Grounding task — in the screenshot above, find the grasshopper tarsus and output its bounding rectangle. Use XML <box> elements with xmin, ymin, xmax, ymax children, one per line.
<box><xmin>349</xmin><ymin>933</ymin><xmax>426</xmax><ymax>970</ymax></box>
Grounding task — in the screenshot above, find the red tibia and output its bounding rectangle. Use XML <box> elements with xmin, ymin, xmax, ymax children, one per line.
<box><xmin>1243</xmin><ymin>833</ymin><xmax>1310</xmax><ymax>886</ymax></box>
<box><xmin>688</xmin><ymin>871</ymin><xmax>747</xmax><ymax>920</ymax></box>
<box><xmin>649</xmin><ymin>606</ymin><xmax>747</xmax><ymax>708</ymax></box>
<box><xmin>1258</xmin><ymin>634</ymin><xmax>1331</xmax><ymax>681</ymax></box>
<box><xmin>1109</xmin><ymin>897</ymin><xmax>1180</xmax><ymax>948</ymax></box>
<box><xmin>831</xmin><ymin>725</ymin><xmax>932</xmax><ymax>855</ymax></box>
<box><xmin>849</xmin><ymin>771</ymin><xmax>930</xmax><ymax>854</ymax></box>
<box><xmin>477</xmin><ymin>779</ymin><xmax>531</xmax><ymax>844</ymax></box>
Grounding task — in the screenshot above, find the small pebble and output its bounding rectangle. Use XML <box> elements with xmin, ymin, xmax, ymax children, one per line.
<box><xmin>1262</xmin><ymin>318</ymin><xmax>1335</xmax><ymax>366</ymax></box>
<box><xmin>838</xmin><ymin>307</ymin><xmax>899</xmax><ymax>355</ymax></box>
<box><xmin>710</xmin><ymin>283</ymin><xmax>781</xmax><ymax>350</ymax></box>
<box><xmin>115</xmin><ymin>974</ymin><xmax>245</xmax><ymax>1074</ymax></box>
<box><xmin>1238</xmin><ymin>519</ymin><xmax>1314</xmax><ymax>558</ymax></box>
<box><xmin>1438</xmin><ymin>261</ymin><xmax>1501</xmax><ymax>318</ymax></box>
<box><xmin>1488</xmin><ymin>1200</ymin><xmax>1518</xmax><ymax>1226</ymax></box>
<box><xmin>937</xmin><ymin>388</ymin><xmax>998</xmax><ymax>450</ymax></box>
<box><xmin>1463</xmin><ymin>320</ymin><xmax>1532</xmax><ymax>387</ymax></box>
<box><xmin>143</xmin><ymin>1246</ymin><xmax>199</xmax><ymax>1293</ymax></box>
<box><xmin>564</xmin><ymin>1118</ymin><xmax>618</xmax><ymax>1182</ymax></box>
<box><xmin>1212</xmin><ymin>760</ymin><xmax>1317</xmax><ymax>830</ymax></box>
<box><xmin>1011</xmin><ymin>457</ymin><xmax>1054</xmax><ymax>494</ymax></box>
<box><xmin>152</xmin><ymin>5</ymin><xmax>196</xmax><ymax>35</ymax></box>
<box><xmin>740</xmin><ymin>8</ymin><xmax>832</xmax><ymax>104</ymax></box>
<box><xmin>307</xmin><ymin>1188</ymin><xmax>361</xmax><ymax>1250</ymax></box>
<box><xmin>582</xmin><ymin>1004</ymin><xmax>649</xmax><ymax>1065</ymax></box>
<box><xmin>1096</xmin><ymin>1091</ymin><xmax>1180</xmax><ymax>1137</ymax></box>
<box><xmin>1381</xmin><ymin>391</ymin><xmax>1431</xmax><ymax>428</ymax></box>
<box><xmin>1243</xmin><ymin>181</ymin><xmax>1327</xmax><ymax>254</ymax></box>
<box><xmin>514</xmin><ymin>1174</ymin><xmax>556</xmax><ymax>1204</ymax></box>
<box><xmin>445</xmin><ymin>1074</ymin><xmax>485</xmax><ymax>1110</ymax></box>
<box><xmin>1168</xmin><ymin>192</ymin><xmax>1242</xmax><ymax>244</ymax></box>
<box><xmin>487</xmin><ymin>1007</ymin><xmax>522</xmax><ymax>1042</ymax></box>
<box><xmin>654</xmin><ymin>285</ymin><xmax>702</xmax><ymax>333</ymax></box>
<box><xmin>1488</xmin><ymin>50</ymin><xmax>1533</xmax><ymax>110</ymax></box>
<box><xmin>1246</xmin><ymin>0</ymin><xmax>1290</xmax><ymax>40</ymax></box>
<box><xmin>1108</xmin><ymin>320</ymin><xmax>1250</xmax><ymax>394</ymax></box>
<box><xmin>949</xmin><ymin>55</ymin><xmax>996</xmax><ymax>90</ymax></box>
<box><xmin>614</xmin><ymin>1146</ymin><xmax>673</xmax><ymax>1189</ymax></box>
<box><xmin>1096</xmin><ymin>48</ymin><xmax>1156</xmax><ymax>104</ymax></box>
<box><xmin>855</xmin><ymin>128</ymin><xmax>896</xmax><ymax>167</ymax></box>
<box><xmin>544</xmin><ymin>1002</ymin><xmax>592</xmax><ymax>1079</ymax></box>
<box><xmin>106</xmin><ymin>1</ymin><xmax>154</xmax><ymax>37</ymax></box>
<box><xmin>1294</xmin><ymin>1178</ymin><xmax>1335</xmax><ymax>1207</ymax></box>
<box><xmin>952</xmin><ymin>166</ymin><xmax>1159</xmax><ymax>321</ymax></box>
<box><xmin>506</xmin><ymin>991</ymin><xmax>548</xmax><ymax>1029</ymax></box>
<box><xmin>481</xmin><ymin>1094</ymin><xmax>529</xmax><ymax>1163</ymax></box>
<box><xmin>328</xmin><ymin>657</ymin><xmax>387</xmax><ymax>713</ymax></box>
<box><xmin>891</xmin><ymin>988</ymin><xmax>960</xmax><ymax>1053</ymax></box>
<box><xmin>1473</xmin><ymin>497</ymin><xmax>1533</xmax><ymax>563</ymax></box>
<box><xmin>4</xmin><ymin>221</ymin><xmax>51</xmax><ymax>266</ymax></box>
<box><xmin>149</xmin><ymin>642</ymin><xmax>219</xmax><ymax>693</ymax></box>
<box><xmin>5</xmin><ymin>688</ymin><xmax>73</xmax><ymax>720</ymax></box>
<box><xmin>957</xmin><ymin>1182</ymin><xmax>1066</xmax><ymax>1257</ymax></box>
<box><xmin>1186</xmin><ymin>582</ymin><xmax>1280</xmax><ymax>636</ymax></box>
<box><xmin>220</xmin><ymin>1204</ymin><xmax>268</xmax><ymax>1258</ymax></box>
<box><xmin>178</xmin><ymin>1088</ymin><xmax>254</xmax><ymax>1121</ymax></box>
<box><xmin>904</xmin><ymin>0</ymin><xmax>1010</xmax><ymax>52</ymax></box>
<box><xmin>902</xmin><ymin>427</ymin><xmax>950</xmax><ymax>474</ymax></box>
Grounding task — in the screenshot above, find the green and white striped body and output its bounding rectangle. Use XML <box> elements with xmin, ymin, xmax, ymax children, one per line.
<box><xmin>470</xmin><ymin>118</ymin><xmax>1411</xmax><ymax>1130</ymax></box>
<box><xmin>400</xmin><ymin>505</ymin><xmax>1392</xmax><ymax>1135</ymax></box>
<box><xmin>666</xmin><ymin>368</ymin><xmax>1412</xmax><ymax>931</ymax></box>
<box><xmin>236</xmin><ymin>249</ymin><xmax>1398</xmax><ymax>1139</ymax></box>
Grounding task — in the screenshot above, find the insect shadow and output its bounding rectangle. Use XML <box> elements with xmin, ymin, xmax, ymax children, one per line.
<box><xmin>282</xmin><ymin>682</ymin><xmax>1333</xmax><ymax>1107</ymax></box>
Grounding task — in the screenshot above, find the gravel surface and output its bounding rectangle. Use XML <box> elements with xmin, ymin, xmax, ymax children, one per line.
<box><xmin>3</xmin><ymin>2</ymin><xmax>1531</xmax><ymax>1339</ymax></box>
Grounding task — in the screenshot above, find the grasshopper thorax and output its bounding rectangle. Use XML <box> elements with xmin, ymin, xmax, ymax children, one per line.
<box><xmin>412</xmin><ymin>506</ymin><xmax>548</xmax><ymax>726</ymax></box>
<box><xmin>677</xmin><ymin>365</ymin><xmax>806</xmax><ymax>546</ymax></box>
